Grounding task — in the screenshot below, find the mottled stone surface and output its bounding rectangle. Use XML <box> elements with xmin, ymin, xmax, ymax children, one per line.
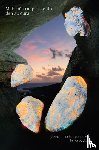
<box><xmin>45</xmin><ymin>76</ymin><xmax>87</xmax><ymax>132</ymax></box>
<box><xmin>64</xmin><ymin>6</ymin><xmax>91</xmax><ymax>36</ymax></box>
<box><xmin>11</xmin><ymin>64</ymin><xmax>33</xmax><ymax>87</ymax></box>
<box><xmin>16</xmin><ymin>96</ymin><xmax>44</xmax><ymax>133</ymax></box>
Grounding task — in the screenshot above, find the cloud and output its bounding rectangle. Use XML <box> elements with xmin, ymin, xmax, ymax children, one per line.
<box><xmin>36</xmin><ymin>65</ymin><xmax>64</xmax><ymax>82</ymax></box>
<box><xmin>36</xmin><ymin>74</ymin><xmax>52</xmax><ymax>81</ymax></box>
<box><xmin>49</xmin><ymin>48</ymin><xmax>72</xmax><ymax>59</ymax></box>
<box><xmin>64</xmin><ymin>49</ymin><xmax>72</xmax><ymax>57</ymax></box>
<box><xmin>42</xmin><ymin>66</ymin><xmax>64</xmax><ymax>76</ymax></box>
<box><xmin>50</xmin><ymin>48</ymin><xmax>56</xmax><ymax>59</ymax></box>
<box><xmin>52</xmin><ymin>66</ymin><xmax>64</xmax><ymax>72</ymax></box>
<box><xmin>36</xmin><ymin>73</ymin><xmax>63</xmax><ymax>83</ymax></box>
<box><xmin>50</xmin><ymin>48</ymin><xmax>63</xmax><ymax>59</ymax></box>
<box><xmin>42</xmin><ymin>67</ymin><xmax>46</xmax><ymax>70</ymax></box>
<box><xmin>47</xmin><ymin>70</ymin><xmax>60</xmax><ymax>76</ymax></box>
<box><xmin>65</xmin><ymin>53</ymin><xmax>72</xmax><ymax>58</ymax></box>
<box><xmin>52</xmin><ymin>75</ymin><xmax>63</xmax><ymax>82</ymax></box>
<box><xmin>42</xmin><ymin>73</ymin><xmax>45</xmax><ymax>75</ymax></box>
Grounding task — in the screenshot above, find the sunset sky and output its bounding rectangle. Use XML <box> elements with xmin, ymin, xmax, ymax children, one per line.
<box><xmin>16</xmin><ymin>15</ymin><xmax>76</xmax><ymax>83</ymax></box>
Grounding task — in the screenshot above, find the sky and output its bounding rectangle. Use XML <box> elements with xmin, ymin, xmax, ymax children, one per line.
<box><xmin>16</xmin><ymin>15</ymin><xmax>76</xmax><ymax>83</ymax></box>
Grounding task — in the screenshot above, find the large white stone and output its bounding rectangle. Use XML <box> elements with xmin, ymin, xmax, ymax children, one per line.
<box><xmin>45</xmin><ymin>76</ymin><xmax>87</xmax><ymax>132</ymax></box>
<box><xmin>11</xmin><ymin>64</ymin><xmax>33</xmax><ymax>87</ymax></box>
<box><xmin>64</xmin><ymin>6</ymin><xmax>91</xmax><ymax>37</ymax></box>
<box><xmin>16</xmin><ymin>96</ymin><xmax>44</xmax><ymax>133</ymax></box>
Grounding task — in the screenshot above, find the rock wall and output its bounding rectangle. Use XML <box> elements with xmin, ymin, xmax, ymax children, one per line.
<box><xmin>0</xmin><ymin>52</ymin><xmax>27</xmax><ymax>84</ymax></box>
<box><xmin>62</xmin><ymin>0</ymin><xmax>99</xmax><ymax>85</ymax></box>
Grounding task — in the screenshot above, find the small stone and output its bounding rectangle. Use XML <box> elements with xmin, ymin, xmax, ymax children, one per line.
<box><xmin>45</xmin><ymin>76</ymin><xmax>87</xmax><ymax>132</ymax></box>
<box><xmin>11</xmin><ymin>64</ymin><xmax>33</xmax><ymax>87</ymax></box>
<box><xmin>16</xmin><ymin>96</ymin><xmax>44</xmax><ymax>133</ymax></box>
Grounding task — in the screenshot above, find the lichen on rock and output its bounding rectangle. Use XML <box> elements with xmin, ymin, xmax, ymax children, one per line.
<box><xmin>16</xmin><ymin>96</ymin><xmax>44</xmax><ymax>133</ymax></box>
<box><xmin>11</xmin><ymin>64</ymin><xmax>33</xmax><ymax>87</ymax></box>
<box><xmin>64</xmin><ymin>6</ymin><xmax>91</xmax><ymax>36</ymax></box>
<box><xmin>45</xmin><ymin>76</ymin><xmax>87</xmax><ymax>132</ymax></box>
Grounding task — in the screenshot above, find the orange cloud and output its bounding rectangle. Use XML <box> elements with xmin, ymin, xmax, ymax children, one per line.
<box><xmin>34</xmin><ymin>74</ymin><xmax>62</xmax><ymax>83</ymax></box>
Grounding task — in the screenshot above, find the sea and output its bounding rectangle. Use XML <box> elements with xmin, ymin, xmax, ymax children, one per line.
<box><xmin>17</xmin><ymin>82</ymin><xmax>57</xmax><ymax>91</ymax></box>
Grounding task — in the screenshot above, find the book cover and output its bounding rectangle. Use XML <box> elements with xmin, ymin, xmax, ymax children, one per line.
<box><xmin>0</xmin><ymin>0</ymin><xmax>98</xmax><ymax>149</ymax></box>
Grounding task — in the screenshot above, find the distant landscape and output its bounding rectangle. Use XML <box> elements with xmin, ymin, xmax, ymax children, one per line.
<box><xmin>17</xmin><ymin>82</ymin><xmax>58</xmax><ymax>90</ymax></box>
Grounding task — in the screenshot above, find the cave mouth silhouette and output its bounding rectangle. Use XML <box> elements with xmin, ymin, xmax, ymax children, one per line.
<box><xmin>0</xmin><ymin>0</ymin><xmax>99</xmax><ymax>149</ymax></box>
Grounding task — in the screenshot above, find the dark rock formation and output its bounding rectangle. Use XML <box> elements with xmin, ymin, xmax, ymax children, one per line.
<box><xmin>62</xmin><ymin>0</ymin><xmax>99</xmax><ymax>85</ymax></box>
<box><xmin>62</xmin><ymin>0</ymin><xmax>99</xmax><ymax>80</ymax></box>
<box><xmin>61</xmin><ymin>0</ymin><xmax>99</xmax><ymax>146</ymax></box>
<box><xmin>0</xmin><ymin>51</ymin><xmax>27</xmax><ymax>83</ymax></box>
<box><xmin>0</xmin><ymin>60</ymin><xmax>27</xmax><ymax>85</ymax></box>
<box><xmin>0</xmin><ymin>87</ymin><xmax>21</xmax><ymax>134</ymax></box>
<box><xmin>0</xmin><ymin>0</ymin><xmax>99</xmax><ymax>149</ymax></box>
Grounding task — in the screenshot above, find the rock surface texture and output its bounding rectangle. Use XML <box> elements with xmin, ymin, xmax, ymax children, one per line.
<box><xmin>11</xmin><ymin>64</ymin><xmax>33</xmax><ymax>87</ymax></box>
<box><xmin>45</xmin><ymin>76</ymin><xmax>87</xmax><ymax>132</ymax></box>
<box><xmin>16</xmin><ymin>96</ymin><xmax>44</xmax><ymax>133</ymax></box>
